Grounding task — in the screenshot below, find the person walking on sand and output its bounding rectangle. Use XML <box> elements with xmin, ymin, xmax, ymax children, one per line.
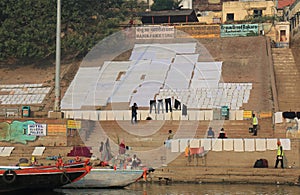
<box><xmin>275</xmin><ymin>140</ymin><xmax>284</xmax><ymax>169</ymax></box>
<box><xmin>131</xmin><ymin>102</ymin><xmax>138</xmax><ymax>124</ymax></box>
<box><xmin>252</xmin><ymin>113</ymin><xmax>258</xmax><ymax>136</ymax></box>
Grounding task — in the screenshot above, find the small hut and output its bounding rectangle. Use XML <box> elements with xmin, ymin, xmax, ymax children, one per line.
<box><xmin>141</xmin><ymin>9</ymin><xmax>199</xmax><ymax>24</ymax></box>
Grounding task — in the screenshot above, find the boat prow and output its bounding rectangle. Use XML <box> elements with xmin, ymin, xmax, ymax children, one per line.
<box><xmin>0</xmin><ymin>164</ymin><xmax>92</xmax><ymax>192</ymax></box>
<box><xmin>63</xmin><ymin>167</ymin><xmax>146</xmax><ymax>188</ymax></box>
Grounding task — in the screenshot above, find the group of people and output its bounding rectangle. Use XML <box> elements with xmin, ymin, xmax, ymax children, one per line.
<box><xmin>130</xmin><ymin>96</ymin><xmax>187</xmax><ymax>124</ymax></box>
<box><xmin>206</xmin><ymin>125</ymin><xmax>285</xmax><ymax>169</ymax></box>
<box><xmin>118</xmin><ymin>140</ymin><xmax>142</xmax><ymax>169</ymax></box>
<box><xmin>206</xmin><ymin>127</ymin><xmax>227</xmax><ymax>139</ymax></box>
<box><xmin>206</xmin><ymin>113</ymin><xmax>259</xmax><ymax>138</ymax></box>
<box><xmin>131</xmin><ymin>109</ymin><xmax>285</xmax><ymax>168</ymax></box>
<box><xmin>98</xmin><ymin>138</ymin><xmax>142</xmax><ymax>169</ymax></box>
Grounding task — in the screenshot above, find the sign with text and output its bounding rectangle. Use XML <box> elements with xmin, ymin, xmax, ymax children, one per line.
<box><xmin>243</xmin><ymin>110</ymin><xmax>253</xmax><ymax>119</ymax></box>
<box><xmin>221</xmin><ymin>24</ymin><xmax>259</xmax><ymax>37</ymax></box>
<box><xmin>67</xmin><ymin>120</ymin><xmax>81</xmax><ymax>129</ymax></box>
<box><xmin>176</xmin><ymin>25</ymin><xmax>220</xmax><ymax>38</ymax></box>
<box><xmin>28</xmin><ymin>124</ymin><xmax>47</xmax><ymax>136</ymax></box>
<box><xmin>136</xmin><ymin>26</ymin><xmax>174</xmax><ymax>39</ymax></box>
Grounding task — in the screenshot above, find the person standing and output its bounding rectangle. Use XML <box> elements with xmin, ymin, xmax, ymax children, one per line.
<box><xmin>275</xmin><ymin>140</ymin><xmax>284</xmax><ymax>169</ymax></box>
<box><xmin>167</xmin><ymin>129</ymin><xmax>174</xmax><ymax>140</ymax></box>
<box><xmin>252</xmin><ymin>113</ymin><xmax>258</xmax><ymax>136</ymax></box>
<box><xmin>119</xmin><ymin>139</ymin><xmax>126</xmax><ymax>155</ymax></box>
<box><xmin>131</xmin><ymin>102</ymin><xmax>138</xmax><ymax>124</ymax></box>
<box><xmin>165</xmin><ymin>130</ymin><xmax>174</xmax><ymax>148</ymax></box>
<box><xmin>99</xmin><ymin>141</ymin><xmax>104</xmax><ymax>160</ymax></box>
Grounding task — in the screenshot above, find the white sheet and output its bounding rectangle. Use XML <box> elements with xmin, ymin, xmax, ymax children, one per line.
<box><xmin>179</xmin><ymin>139</ymin><xmax>190</xmax><ymax>152</ymax></box>
<box><xmin>234</xmin><ymin>139</ymin><xmax>244</xmax><ymax>152</ymax></box>
<box><xmin>255</xmin><ymin>139</ymin><xmax>266</xmax><ymax>151</ymax></box>
<box><xmin>275</xmin><ymin>112</ymin><xmax>283</xmax><ymax>123</ymax></box>
<box><xmin>223</xmin><ymin>139</ymin><xmax>234</xmax><ymax>151</ymax></box>
<box><xmin>32</xmin><ymin>147</ymin><xmax>46</xmax><ymax>156</ymax></box>
<box><xmin>244</xmin><ymin>139</ymin><xmax>255</xmax><ymax>152</ymax></box>
<box><xmin>266</xmin><ymin>138</ymin><xmax>278</xmax><ymax>150</ymax></box>
<box><xmin>190</xmin><ymin>139</ymin><xmax>200</xmax><ymax>148</ymax></box>
<box><xmin>0</xmin><ymin>147</ymin><xmax>14</xmax><ymax>157</ymax></box>
<box><xmin>280</xmin><ymin>138</ymin><xmax>291</xmax><ymax>150</ymax></box>
<box><xmin>212</xmin><ymin>139</ymin><xmax>222</xmax><ymax>151</ymax></box>
<box><xmin>201</xmin><ymin>139</ymin><xmax>212</xmax><ymax>151</ymax></box>
<box><xmin>171</xmin><ymin>139</ymin><xmax>180</xmax><ymax>152</ymax></box>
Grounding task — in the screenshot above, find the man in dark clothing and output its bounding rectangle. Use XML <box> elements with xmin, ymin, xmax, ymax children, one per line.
<box><xmin>131</xmin><ymin>103</ymin><xmax>138</xmax><ymax>124</ymax></box>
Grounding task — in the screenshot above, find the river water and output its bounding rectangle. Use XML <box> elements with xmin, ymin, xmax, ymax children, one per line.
<box><xmin>8</xmin><ymin>183</ymin><xmax>300</xmax><ymax>195</ymax></box>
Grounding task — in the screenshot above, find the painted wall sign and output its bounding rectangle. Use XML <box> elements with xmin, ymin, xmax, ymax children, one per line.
<box><xmin>136</xmin><ymin>26</ymin><xmax>174</xmax><ymax>39</ymax></box>
<box><xmin>28</xmin><ymin>124</ymin><xmax>47</xmax><ymax>136</ymax></box>
<box><xmin>67</xmin><ymin>120</ymin><xmax>81</xmax><ymax>129</ymax></box>
<box><xmin>243</xmin><ymin>110</ymin><xmax>253</xmax><ymax>119</ymax></box>
<box><xmin>176</xmin><ymin>25</ymin><xmax>220</xmax><ymax>38</ymax></box>
<box><xmin>220</xmin><ymin>24</ymin><xmax>259</xmax><ymax>37</ymax></box>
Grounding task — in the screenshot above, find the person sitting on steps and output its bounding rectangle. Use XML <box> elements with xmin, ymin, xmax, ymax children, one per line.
<box><xmin>207</xmin><ymin>127</ymin><xmax>215</xmax><ymax>138</ymax></box>
<box><xmin>218</xmin><ymin>128</ymin><xmax>227</xmax><ymax>139</ymax></box>
<box><xmin>128</xmin><ymin>154</ymin><xmax>141</xmax><ymax>168</ymax></box>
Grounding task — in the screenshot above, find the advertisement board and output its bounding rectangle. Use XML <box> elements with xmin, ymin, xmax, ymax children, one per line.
<box><xmin>221</xmin><ymin>24</ymin><xmax>259</xmax><ymax>37</ymax></box>
<box><xmin>28</xmin><ymin>124</ymin><xmax>47</xmax><ymax>136</ymax></box>
<box><xmin>176</xmin><ymin>25</ymin><xmax>220</xmax><ymax>38</ymax></box>
<box><xmin>67</xmin><ymin>120</ymin><xmax>82</xmax><ymax>129</ymax></box>
<box><xmin>136</xmin><ymin>26</ymin><xmax>174</xmax><ymax>39</ymax></box>
<box><xmin>243</xmin><ymin>110</ymin><xmax>253</xmax><ymax>119</ymax></box>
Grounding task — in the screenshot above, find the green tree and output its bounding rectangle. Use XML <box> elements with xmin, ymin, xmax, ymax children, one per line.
<box><xmin>151</xmin><ymin>0</ymin><xmax>182</xmax><ymax>11</ymax></box>
<box><xmin>0</xmin><ymin>0</ymin><xmax>142</xmax><ymax>65</ymax></box>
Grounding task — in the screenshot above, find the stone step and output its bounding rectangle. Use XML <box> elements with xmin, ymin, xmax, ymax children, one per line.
<box><xmin>273</xmin><ymin>59</ymin><xmax>295</xmax><ymax>62</ymax></box>
<box><xmin>82</xmin><ymin>119</ymin><xmax>274</xmax><ymax>155</ymax></box>
<box><xmin>272</xmin><ymin>47</ymin><xmax>300</xmax><ymax>112</ymax></box>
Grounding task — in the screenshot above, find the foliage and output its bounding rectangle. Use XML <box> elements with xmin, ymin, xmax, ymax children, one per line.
<box><xmin>0</xmin><ymin>0</ymin><xmax>142</xmax><ymax>64</ymax></box>
<box><xmin>151</xmin><ymin>0</ymin><xmax>183</xmax><ymax>11</ymax></box>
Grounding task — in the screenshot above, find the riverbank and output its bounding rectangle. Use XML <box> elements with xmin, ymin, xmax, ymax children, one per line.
<box><xmin>148</xmin><ymin>166</ymin><xmax>300</xmax><ymax>186</ymax></box>
<box><xmin>0</xmin><ymin>118</ymin><xmax>299</xmax><ymax>186</ymax></box>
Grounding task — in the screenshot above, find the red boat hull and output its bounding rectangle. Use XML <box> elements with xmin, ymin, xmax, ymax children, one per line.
<box><xmin>0</xmin><ymin>166</ymin><xmax>91</xmax><ymax>192</ymax></box>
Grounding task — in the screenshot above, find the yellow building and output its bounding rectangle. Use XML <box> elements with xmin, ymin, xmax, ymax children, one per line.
<box><xmin>222</xmin><ymin>1</ymin><xmax>276</xmax><ymax>23</ymax></box>
<box><xmin>197</xmin><ymin>11</ymin><xmax>222</xmax><ymax>24</ymax></box>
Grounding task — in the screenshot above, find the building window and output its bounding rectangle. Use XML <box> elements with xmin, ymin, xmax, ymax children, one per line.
<box><xmin>226</xmin><ymin>13</ymin><xmax>234</xmax><ymax>22</ymax></box>
<box><xmin>253</xmin><ymin>10</ymin><xmax>262</xmax><ymax>18</ymax></box>
<box><xmin>280</xmin><ymin>30</ymin><xmax>286</xmax><ymax>41</ymax></box>
<box><xmin>213</xmin><ymin>17</ymin><xmax>221</xmax><ymax>24</ymax></box>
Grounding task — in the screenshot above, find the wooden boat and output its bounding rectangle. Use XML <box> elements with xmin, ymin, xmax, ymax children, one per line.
<box><xmin>0</xmin><ymin>161</ymin><xmax>87</xmax><ymax>170</ymax></box>
<box><xmin>63</xmin><ymin>168</ymin><xmax>145</xmax><ymax>188</ymax></box>
<box><xmin>0</xmin><ymin>164</ymin><xmax>91</xmax><ymax>192</ymax></box>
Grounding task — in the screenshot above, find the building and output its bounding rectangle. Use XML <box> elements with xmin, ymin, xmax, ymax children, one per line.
<box><xmin>141</xmin><ymin>9</ymin><xmax>199</xmax><ymax>24</ymax></box>
<box><xmin>222</xmin><ymin>1</ymin><xmax>276</xmax><ymax>23</ymax></box>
